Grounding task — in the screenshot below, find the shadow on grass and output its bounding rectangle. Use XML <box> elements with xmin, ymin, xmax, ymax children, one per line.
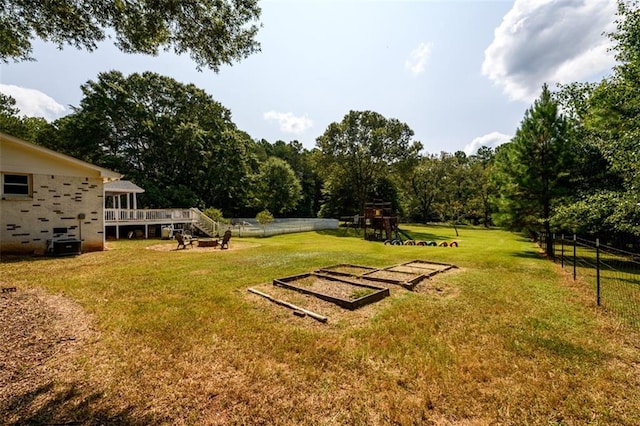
<box><xmin>506</xmin><ymin>332</ymin><xmax>605</xmax><ymax>361</ymax></box>
<box><xmin>515</xmin><ymin>235</ymin><xmax>536</xmax><ymax>243</ymax></box>
<box><xmin>315</xmin><ymin>227</ymin><xmax>453</xmax><ymax>242</ymax></box>
<box><xmin>510</xmin><ymin>251</ymin><xmax>545</xmax><ymax>260</ymax></box>
<box><xmin>2</xmin><ymin>382</ymin><xmax>158</xmax><ymax>426</ymax></box>
<box><xmin>511</xmin><ymin>322</ymin><xmax>606</xmax><ymax>360</ymax></box>
<box><xmin>401</xmin><ymin>229</ymin><xmax>454</xmax><ymax>242</ymax></box>
<box><xmin>315</xmin><ymin>229</ymin><xmax>361</xmax><ymax>238</ymax></box>
<box><xmin>0</xmin><ymin>254</ymin><xmax>73</xmax><ymax>264</ymax></box>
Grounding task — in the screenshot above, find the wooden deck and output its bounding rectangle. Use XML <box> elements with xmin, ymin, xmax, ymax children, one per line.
<box><xmin>104</xmin><ymin>208</ymin><xmax>200</xmax><ymax>239</ymax></box>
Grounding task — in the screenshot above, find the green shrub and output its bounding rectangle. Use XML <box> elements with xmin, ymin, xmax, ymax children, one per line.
<box><xmin>256</xmin><ymin>209</ymin><xmax>274</xmax><ymax>226</ymax></box>
<box><xmin>203</xmin><ymin>207</ymin><xmax>225</xmax><ymax>224</ymax></box>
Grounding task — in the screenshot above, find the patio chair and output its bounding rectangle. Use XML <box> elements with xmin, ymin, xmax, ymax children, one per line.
<box><xmin>175</xmin><ymin>232</ymin><xmax>193</xmax><ymax>249</ymax></box>
<box><xmin>219</xmin><ymin>230</ymin><xmax>232</xmax><ymax>250</ymax></box>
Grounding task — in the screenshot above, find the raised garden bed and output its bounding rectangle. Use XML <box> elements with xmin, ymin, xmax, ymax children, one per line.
<box><xmin>273</xmin><ymin>260</ymin><xmax>457</xmax><ymax>310</ymax></box>
<box><xmin>273</xmin><ymin>273</ymin><xmax>389</xmax><ymax>310</ymax></box>
<box><xmin>402</xmin><ymin>260</ymin><xmax>456</xmax><ymax>271</ymax></box>
<box><xmin>318</xmin><ymin>260</ymin><xmax>457</xmax><ymax>290</ymax></box>
<box><xmin>316</xmin><ymin>264</ymin><xmax>378</xmax><ymax>277</ymax></box>
<box><xmin>387</xmin><ymin>265</ymin><xmax>438</xmax><ymax>274</ymax></box>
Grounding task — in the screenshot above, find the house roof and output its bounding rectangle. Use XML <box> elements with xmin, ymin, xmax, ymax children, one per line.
<box><xmin>104</xmin><ymin>180</ymin><xmax>145</xmax><ymax>193</ymax></box>
<box><xmin>0</xmin><ymin>131</ymin><xmax>122</xmax><ymax>181</ymax></box>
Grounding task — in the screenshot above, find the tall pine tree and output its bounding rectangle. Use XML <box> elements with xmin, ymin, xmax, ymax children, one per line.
<box><xmin>493</xmin><ymin>84</ymin><xmax>574</xmax><ymax>255</ymax></box>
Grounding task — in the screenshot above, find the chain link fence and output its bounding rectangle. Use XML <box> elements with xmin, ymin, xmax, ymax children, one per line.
<box><xmin>539</xmin><ymin>233</ymin><xmax>640</xmax><ymax>330</ymax></box>
<box><xmin>224</xmin><ymin>218</ymin><xmax>339</xmax><ymax>238</ymax></box>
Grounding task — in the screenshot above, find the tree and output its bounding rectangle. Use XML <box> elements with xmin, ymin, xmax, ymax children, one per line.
<box><xmin>493</xmin><ymin>84</ymin><xmax>574</xmax><ymax>255</ymax></box>
<box><xmin>1</xmin><ymin>0</ymin><xmax>261</xmax><ymax>71</ymax></box>
<box><xmin>253</xmin><ymin>157</ymin><xmax>302</xmax><ymax>216</ymax></box>
<box><xmin>548</xmin><ymin>82</ymin><xmax>625</xmax><ymax>235</ymax></box>
<box><xmin>316</xmin><ymin>110</ymin><xmax>422</xmax><ymax>216</ymax></box>
<box><xmin>432</xmin><ymin>152</ymin><xmax>474</xmax><ymax>236</ymax></box>
<box><xmin>49</xmin><ymin>71</ymin><xmax>253</xmax><ymax>213</ymax></box>
<box><xmin>400</xmin><ymin>147</ymin><xmax>497</xmax><ymax>228</ymax></box>
<box><xmin>251</xmin><ymin>139</ymin><xmax>323</xmax><ymax>217</ymax></box>
<box><xmin>0</xmin><ymin>93</ymin><xmax>53</xmax><ymax>142</ymax></box>
<box><xmin>401</xmin><ymin>153</ymin><xmax>448</xmax><ymax>223</ymax></box>
<box><xmin>549</xmin><ymin>1</ymin><xmax>640</xmax><ymax>237</ymax></box>
<box><xmin>467</xmin><ymin>146</ymin><xmax>497</xmax><ymax>227</ymax></box>
<box><xmin>255</xmin><ymin>209</ymin><xmax>274</xmax><ymax>236</ymax></box>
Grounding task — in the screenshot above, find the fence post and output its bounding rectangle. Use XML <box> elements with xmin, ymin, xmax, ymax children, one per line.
<box><xmin>596</xmin><ymin>238</ymin><xmax>601</xmax><ymax>306</ymax></box>
<box><xmin>573</xmin><ymin>234</ymin><xmax>577</xmax><ymax>280</ymax></box>
<box><xmin>561</xmin><ymin>234</ymin><xmax>564</xmax><ymax>268</ymax></box>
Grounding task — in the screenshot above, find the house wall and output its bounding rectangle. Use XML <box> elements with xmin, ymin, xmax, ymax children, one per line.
<box><xmin>1</xmin><ymin>173</ymin><xmax>105</xmax><ymax>254</ymax></box>
<box><xmin>1</xmin><ymin>133</ymin><xmax>119</xmax><ymax>256</ymax></box>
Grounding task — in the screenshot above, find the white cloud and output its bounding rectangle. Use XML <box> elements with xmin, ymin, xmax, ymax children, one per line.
<box><xmin>405</xmin><ymin>42</ymin><xmax>434</xmax><ymax>75</ymax></box>
<box><xmin>0</xmin><ymin>84</ymin><xmax>67</xmax><ymax>121</ymax></box>
<box><xmin>482</xmin><ymin>0</ymin><xmax>617</xmax><ymax>103</ymax></box>
<box><xmin>263</xmin><ymin>111</ymin><xmax>313</xmax><ymax>134</ymax></box>
<box><xmin>463</xmin><ymin>131</ymin><xmax>511</xmax><ymax>155</ymax></box>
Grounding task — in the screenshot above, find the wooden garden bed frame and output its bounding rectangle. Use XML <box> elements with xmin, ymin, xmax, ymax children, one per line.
<box><xmin>273</xmin><ymin>260</ymin><xmax>456</xmax><ymax>310</ymax></box>
<box><xmin>273</xmin><ymin>272</ymin><xmax>390</xmax><ymax>310</ymax></box>
<box><xmin>317</xmin><ymin>260</ymin><xmax>457</xmax><ymax>290</ymax></box>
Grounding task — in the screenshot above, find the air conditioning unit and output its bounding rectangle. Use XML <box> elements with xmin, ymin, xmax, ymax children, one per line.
<box><xmin>47</xmin><ymin>239</ymin><xmax>82</xmax><ymax>256</ymax></box>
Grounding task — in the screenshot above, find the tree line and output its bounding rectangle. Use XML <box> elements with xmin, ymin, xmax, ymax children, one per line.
<box><xmin>2</xmin><ymin>1</ymin><xmax>640</xmax><ymax>245</ymax></box>
<box><xmin>495</xmin><ymin>0</ymin><xmax>640</xmax><ymax>251</ymax></box>
<box><xmin>0</xmin><ymin>78</ymin><xmax>489</xmax><ymax>223</ymax></box>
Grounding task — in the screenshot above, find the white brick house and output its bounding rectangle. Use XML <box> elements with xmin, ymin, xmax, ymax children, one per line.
<box><xmin>0</xmin><ymin>132</ymin><xmax>121</xmax><ymax>255</ymax></box>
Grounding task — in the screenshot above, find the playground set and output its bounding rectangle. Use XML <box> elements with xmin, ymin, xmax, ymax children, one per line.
<box><xmin>341</xmin><ymin>201</ymin><xmax>458</xmax><ymax>246</ymax></box>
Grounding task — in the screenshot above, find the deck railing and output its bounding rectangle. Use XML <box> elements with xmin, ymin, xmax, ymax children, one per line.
<box><xmin>104</xmin><ymin>208</ymin><xmax>196</xmax><ymax>223</ymax></box>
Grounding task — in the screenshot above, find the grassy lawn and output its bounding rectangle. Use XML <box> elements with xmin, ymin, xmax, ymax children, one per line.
<box><xmin>1</xmin><ymin>224</ymin><xmax>639</xmax><ymax>424</ymax></box>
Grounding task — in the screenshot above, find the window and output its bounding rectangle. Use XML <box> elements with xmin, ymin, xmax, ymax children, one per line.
<box><xmin>2</xmin><ymin>173</ymin><xmax>32</xmax><ymax>197</ymax></box>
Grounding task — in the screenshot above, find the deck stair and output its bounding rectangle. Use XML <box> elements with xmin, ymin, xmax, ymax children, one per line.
<box><xmin>190</xmin><ymin>208</ymin><xmax>220</xmax><ymax>237</ymax></box>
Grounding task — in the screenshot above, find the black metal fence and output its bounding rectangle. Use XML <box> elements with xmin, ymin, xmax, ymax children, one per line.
<box><xmin>539</xmin><ymin>233</ymin><xmax>640</xmax><ymax>330</ymax></box>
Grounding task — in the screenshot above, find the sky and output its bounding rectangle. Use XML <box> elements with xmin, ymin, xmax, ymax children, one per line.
<box><xmin>0</xmin><ymin>0</ymin><xmax>619</xmax><ymax>155</ymax></box>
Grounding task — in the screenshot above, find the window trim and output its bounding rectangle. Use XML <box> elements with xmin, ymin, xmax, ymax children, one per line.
<box><xmin>1</xmin><ymin>173</ymin><xmax>33</xmax><ymax>199</ymax></box>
